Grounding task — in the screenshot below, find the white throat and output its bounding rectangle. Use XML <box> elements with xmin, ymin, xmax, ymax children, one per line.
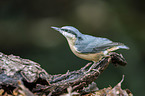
<box><xmin>62</xmin><ymin>31</ymin><xmax>75</xmax><ymax>39</ymax></box>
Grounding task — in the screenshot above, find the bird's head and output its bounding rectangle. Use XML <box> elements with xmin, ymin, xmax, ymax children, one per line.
<box><xmin>51</xmin><ymin>26</ymin><xmax>82</xmax><ymax>40</ymax></box>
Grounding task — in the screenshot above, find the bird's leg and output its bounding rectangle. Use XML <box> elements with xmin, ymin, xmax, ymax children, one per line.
<box><xmin>87</xmin><ymin>55</ymin><xmax>105</xmax><ymax>72</ymax></box>
<box><xmin>81</xmin><ymin>62</ymin><xmax>92</xmax><ymax>71</ymax></box>
<box><xmin>87</xmin><ymin>61</ymin><xmax>99</xmax><ymax>72</ymax></box>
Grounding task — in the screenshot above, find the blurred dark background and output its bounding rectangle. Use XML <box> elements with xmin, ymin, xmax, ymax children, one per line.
<box><xmin>0</xmin><ymin>0</ymin><xmax>145</xmax><ymax>95</ymax></box>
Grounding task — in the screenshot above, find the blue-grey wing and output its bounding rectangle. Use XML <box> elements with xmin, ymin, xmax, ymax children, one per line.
<box><xmin>75</xmin><ymin>35</ymin><xmax>119</xmax><ymax>53</ymax></box>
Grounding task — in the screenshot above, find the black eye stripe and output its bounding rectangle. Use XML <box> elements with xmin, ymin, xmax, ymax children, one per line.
<box><xmin>61</xmin><ymin>29</ymin><xmax>77</xmax><ymax>37</ymax></box>
<box><xmin>69</xmin><ymin>30</ymin><xmax>77</xmax><ymax>36</ymax></box>
<box><xmin>61</xmin><ymin>29</ymin><xmax>68</xmax><ymax>31</ymax></box>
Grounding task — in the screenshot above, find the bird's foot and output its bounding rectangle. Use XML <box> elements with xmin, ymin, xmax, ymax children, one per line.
<box><xmin>92</xmin><ymin>69</ymin><xmax>100</xmax><ymax>74</ymax></box>
<box><xmin>87</xmin><ymin>61</ymin><xmax>99</xmax><ymax>72</ymax></box>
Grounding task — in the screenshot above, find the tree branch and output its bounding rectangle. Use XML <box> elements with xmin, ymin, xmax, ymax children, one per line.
<box><xmin>0</xmin><ymin>52</ymin><xmax>127</xmax><ymax>95</ymax></box>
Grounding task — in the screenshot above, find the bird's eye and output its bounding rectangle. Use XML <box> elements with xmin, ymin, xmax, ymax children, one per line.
<box><xmin>61</xmin><ymin>28</ymin><xmax>78</xmax><ymax>37</ymax></box>
<box><xmin>61</xmin><ymin>29</ymin><xmax>68</xmax><ymax>32</ymax></box>
<box><xmin>78</xmin><ymin>36</ymin><xmax>83</xmax><ymax>40</ymax></box>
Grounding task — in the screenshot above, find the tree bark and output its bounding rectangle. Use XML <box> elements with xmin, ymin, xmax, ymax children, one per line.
<box><xmin>0</xmin><ymin>52</ymin><xmax>128</xmax><ymax>96</ymax></box>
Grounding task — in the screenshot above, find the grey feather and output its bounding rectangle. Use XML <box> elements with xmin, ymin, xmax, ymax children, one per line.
<box><xmin>51</xmin><ymin>26</ymin><xmax>129</xmax><ymax>54</ymax></box>
<box><xmin>75</xmin><ymin>34</ymin><xmax>126</xmax><ymax>53</ymax></box>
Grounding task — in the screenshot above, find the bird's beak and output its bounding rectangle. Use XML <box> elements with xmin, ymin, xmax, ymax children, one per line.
<box><xmin>51</xmin><ymin>26</ymin><xmax>66</xmax><ymax>36</ymax></box>
<box><xmin>51</xmin><ymin>26</ymin><xmax>61</xmax><ymax>31</ymax></box>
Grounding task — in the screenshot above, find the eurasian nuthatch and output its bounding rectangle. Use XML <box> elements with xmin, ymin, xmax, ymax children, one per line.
<box><xmin>51</xmin><ymin>26</ymin><xmax>129</xmax><ymax>63</ymax></box>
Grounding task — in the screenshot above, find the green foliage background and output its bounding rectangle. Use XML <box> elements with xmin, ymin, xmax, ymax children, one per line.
<box><xmin>0</xmin><ymin>0</ymin><xmax>144</xmax><ymax>95</ymax></box>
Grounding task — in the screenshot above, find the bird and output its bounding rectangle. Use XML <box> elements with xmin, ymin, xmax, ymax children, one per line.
<box><xmin>51</xmin><ymin>26</ymin><xmax>129</xmax><ymax>63</ymax></box>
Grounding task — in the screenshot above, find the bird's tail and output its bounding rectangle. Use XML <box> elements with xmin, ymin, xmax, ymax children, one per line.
<box><xmin>102</xmin><ymin>42</ymin><xmax>129</xmax><ymax>55</ymax></box>
<box><xmin>116</xmin><ymin>43</ymin><xmax>129</xmax><ymax>50</ymax></box>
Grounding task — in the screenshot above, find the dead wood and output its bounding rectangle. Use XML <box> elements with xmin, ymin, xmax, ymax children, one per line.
<box><xmin>0</xmin><ymin>52</ymin><xmax>127</xmax><ymax>96</ymax></box>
